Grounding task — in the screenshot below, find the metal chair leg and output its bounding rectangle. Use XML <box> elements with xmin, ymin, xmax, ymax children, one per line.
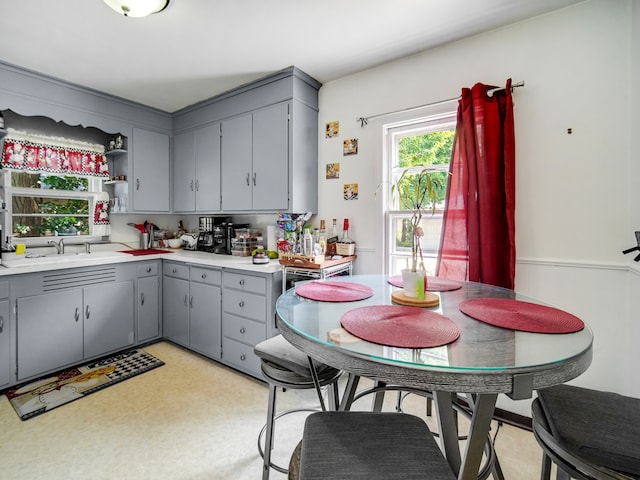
<box><xmin>262</xmin><ymin>383</ymin><xmax>278</xmax><ymax>480</ymax></box>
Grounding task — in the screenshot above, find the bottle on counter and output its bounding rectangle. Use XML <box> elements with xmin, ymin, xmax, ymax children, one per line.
<box><xmin>331</xmin><ymin>218</ymin><xmax>338</xmax><ymax>239</ymax></box>
<box><xmin>318</xmin><ymin>220</ymin><xmax>327</xmax><ymax>256</ymax></box>
<box><xmin>303</xmin><ymin>229</ymin><xmax>314</xmax><ymax>257</ymax></box>
<box><xmin>342</xmin><ymin>218</ymin><xmax>351</xmax><ymax>242</ymax></box>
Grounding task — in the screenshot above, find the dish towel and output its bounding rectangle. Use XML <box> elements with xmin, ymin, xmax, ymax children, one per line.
<box><xmin>93</xmin><ymin>191</ymin><xmax>111</xmax><ymax>237</ymax></box>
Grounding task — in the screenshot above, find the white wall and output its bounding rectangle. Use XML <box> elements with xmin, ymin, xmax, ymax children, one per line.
<box><xmin>316</xmin><ymin>0</ymin><xmax>638</xmax><ymax>415</ymax></box>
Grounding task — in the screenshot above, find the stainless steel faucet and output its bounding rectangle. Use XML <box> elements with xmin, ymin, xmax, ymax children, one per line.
<box><xmin>48</xmin><ymin>238</ymin><xmax>64</xmax><ymax>254</ymax></box>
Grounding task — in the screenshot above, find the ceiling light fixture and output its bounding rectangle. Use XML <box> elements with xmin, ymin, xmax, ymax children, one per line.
<box><xmin>103</xmin><ymin>0</ymin><xmax>170</xmax><ymax>18</ymax></box>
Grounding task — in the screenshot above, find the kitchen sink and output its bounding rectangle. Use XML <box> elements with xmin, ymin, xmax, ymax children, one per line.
<box><xmin>1</xmin><ymin>250</ymin><xmax>127</xmax><ymax>268</ymax></box>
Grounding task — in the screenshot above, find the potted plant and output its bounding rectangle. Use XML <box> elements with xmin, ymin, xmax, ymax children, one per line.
<box><xmin>392</xmin><ymin>167</ymin><xmax>443</xmax><ymax>297</ymax></box>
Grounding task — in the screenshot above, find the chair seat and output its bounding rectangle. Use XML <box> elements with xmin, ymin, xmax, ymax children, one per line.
<box><xmin>298</xmin><ymin>411</ymin><xmax>455</xmax><ymax>480</ymax></box>
<box><xmin>534</xmin><ymin>384</ymin><xmax>640</xmax><ymax>479</ymax></box>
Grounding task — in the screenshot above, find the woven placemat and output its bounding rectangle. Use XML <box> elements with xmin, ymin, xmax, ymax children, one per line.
<box><xmin>459</xmin><ymin>298</ymin><xmax>585</xmax><ymax>333</ymax></box>
<box><xmin>341</xmin><ymin>305</ymin><xmax>460</xmax><ymax>348</ymax></box>
<box><xmin>295</xmin><ymin>281</ymin><xmax>374</xmax><ymax>302</ymax></box>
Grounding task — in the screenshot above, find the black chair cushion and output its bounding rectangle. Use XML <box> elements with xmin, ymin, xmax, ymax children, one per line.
<box><xmin>254</xmin><ymin>334</ymin><xmax>320</xmax><ymax>376</ymax></box>
<box><xmin>537</xmin><ymin>384</ymin><xmax>640</xmax><ymax>477</ymax></box>
<box><xmin>298</xmin><ymin>411</ymin><xmax>455</xmax><ymax>480</ymax></box>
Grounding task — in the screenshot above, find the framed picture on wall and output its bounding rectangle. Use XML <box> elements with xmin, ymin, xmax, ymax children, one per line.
<box><xmin>344</xmin><ymin>183</ymin><xmax>358</xmax><ymax>200</ymax></box>
<box><xmin>325</xmin><ymin>121</ymin><xmax>339</xmax><ymax>138</ymax></box>
<box><xmin>343</xmin><ymin>138</ymin><xmax>358</xmax><ymax>156</ymax></box>
<box><xmin>326</xmin><ymin>163</ymin><xmax>340</xmax><ymax>179</ymax></box>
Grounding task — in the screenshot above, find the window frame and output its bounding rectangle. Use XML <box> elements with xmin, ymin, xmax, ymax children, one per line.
<box><xmin>382</xmin><ymin>104</ymin><xmax>456</xmax><ymax>275</ymax></box>
<box><xmin>2</xmin><ymin>170</ymin><xmax>106</xmax><ymax>246</ymax></box>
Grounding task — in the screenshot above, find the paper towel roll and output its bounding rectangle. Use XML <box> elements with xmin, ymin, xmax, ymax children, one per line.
<box><xmin>267</xmin><ymin>225</ymin><xmax>276</xmax><ymax>251</ymax></box>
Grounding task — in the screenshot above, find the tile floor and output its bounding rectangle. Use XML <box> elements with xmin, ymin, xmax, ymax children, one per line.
<box><xmin>0</xmin><ymin>341</ymin><xmax>546</xmax><ymax>479</ymax></box>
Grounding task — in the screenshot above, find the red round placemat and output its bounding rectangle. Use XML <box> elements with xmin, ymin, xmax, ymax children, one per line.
<box><xmin>387</xmin><ymin>275</ymin><xmax>462</xmax><ymax>292</ymax></box>
<box><xmin>295</xmin><ymin>281</ymin><xmax>374</xmax><ymax>302</ymax></box>
<box><xmin>459</xmin><ymin>298</ymin><xmax>585</xmax><ymax>333</ymax></box>
<box><xmin>340</xmin><ymin>305</ymin><xmax>460</xmax><ymax>348</ymax></box>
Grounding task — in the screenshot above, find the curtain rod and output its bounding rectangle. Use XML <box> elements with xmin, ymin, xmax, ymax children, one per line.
<box><xmin>356</xmin><ymin>80</ymin><xmax>525</xmax><ymax>127</ymax></box>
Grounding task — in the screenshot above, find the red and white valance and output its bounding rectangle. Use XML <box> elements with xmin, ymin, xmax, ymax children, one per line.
<box><xmin>1</xmin><ymin>129</ymin><xmax>109</xmax><ymax>178</ymax></box>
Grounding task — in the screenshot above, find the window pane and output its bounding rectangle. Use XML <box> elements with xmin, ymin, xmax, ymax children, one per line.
<box><xmin>11</xmin><ymin>172</ymin><xmax>88</xmax><ymax>191</ymax></box>
<box><xmin>12</xmin><ymin>195</ymin><xmax>90</xmax><ymax>237</ymax></box>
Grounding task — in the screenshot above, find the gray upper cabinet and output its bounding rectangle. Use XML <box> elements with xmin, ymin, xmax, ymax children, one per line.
<box><xmin>173</xmin><ymin>123</ymin><xmax>221</xmax><ymax>212</ymax></box>
<box><xmin>221</xmin><ymin>102</ymin><xmax>289</xmax><ymax>212</ymax></box>
<box><xmin>132</xmin><ymin>128</ymin><xmax>170</xmax><ymax>212</ymax></box>
<box><xmin>173</xmin><ymin>66</ymin><xmax>321</xmax><ymax>214</ymax></box>
<box><xmin>221</xmin><ymin>113</ymin><xmax>253</xmax><ymax>211</ymax></box>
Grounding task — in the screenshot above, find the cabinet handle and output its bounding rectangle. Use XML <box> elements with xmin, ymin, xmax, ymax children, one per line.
<box><xmin>238</xmin><ymin>300</ymin><xmax>245</xmax><ymax>308</ymax></box>
<box><xmin>172</xmin><ymin>268</ymin><xmax>178</xmax><ymax>273</ymax></box>
<box><xmin>195</xmin><ymin>179</ymin><xmax>199</xmax><ymax>191</ymax></box>
<box><xmin>85</xmin><ymin>305</ymin><xmax>90</xmax><ymax>319</ymax></box>
<box><xmin>184</xmin><ymin>294</ymin><xmax>188</xmax><ymax>306</ymax></box>
<box><xmin>146</xmin><ymin>266</ymin><xmax>152</xmax><ymax>273</ymax></box>
<box><xmin>240</xmin><ymin>354</ymin><xmax>246</xmax><ymax>361</ymax></box>
<box><xmin>201</xmin><ymin>273</ymin><xmax>206</xmax><ymax>279</ymax></box>
<box><xmin>189</xmin><ymin>296</ymin><xmax>193</xmax><ymax>308</ymax></box>
<box><xmin>0</xmin><ymin>315</ymin><xmax>3</xmax><ymax>333</ymax></box>
<box><xmin>140</xmin><ymin>292</ymin><xmax>145</xmax><ymax>306</ymax></box>
<box><xmin>75</xmin><ymin>307</ymin><xmax>80</xmax><ymax>322</ymax></box>
<box><xmin>253</xmin><ymin>172</ymin><xmax>257</xmax><ymax>186</ymax></box>
<box><xmin>239</xmin><ymin>327</ymin><xmax>245</xmax><ymax>334</ymax></box>
<box><xmin>136</xmin><ymin>178</ymin><xmax>140</xmax><ymax>190</ymax></box>
<box><xmin>190</xmin><ymin>179</ymin><xmax>194</xmax><ymax>191</ymax></box>
<box><xmin>246</xmin><ymin>173</ymin><xmax>250</xmax><ymax>186</ymax></box>
<box><xmin>239</xmin><ymin>279</ymin><xmax>245</xmax><ymax>286</ymax></box>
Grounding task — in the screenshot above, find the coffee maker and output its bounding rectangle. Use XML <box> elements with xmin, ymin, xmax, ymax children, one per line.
<box><xmin>211</xmin><ymin>218</ymin><xmax>249</xmax><ymax>255</ymax></box>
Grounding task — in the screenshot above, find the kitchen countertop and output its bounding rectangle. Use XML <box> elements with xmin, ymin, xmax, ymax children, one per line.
<box><xmin>0</xmin><ymin>248</ymin><xmax>283</xmax><ymax>276</ymax></box>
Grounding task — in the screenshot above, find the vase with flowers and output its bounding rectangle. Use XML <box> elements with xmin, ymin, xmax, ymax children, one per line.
<box><xmin>393</xmin><ymin>167</ymin><xmax>443</xmax><ymax>298</ymax></box>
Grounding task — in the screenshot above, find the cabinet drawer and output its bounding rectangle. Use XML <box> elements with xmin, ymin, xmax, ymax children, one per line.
<box><xmin>222</xmin><ymin>337</ymin><xmax>261</xmax><ymax>376</ymax></box>
<box><xmin>223</xmin><ymin>272</ymin><xmax>266</xmax><ymax>295</ymax></box>
<box><xmin>223</xmin><ymin>289</ymin><xmax>266</xmax><ymax>322</ymax></box>
<box><xmin>190</xmin><ymin>267</ymin><xmax>221</xmax><ymax>286</ymax></box>
<box><xmin>0</xmin><ymin>281</ymin><xmax>8</xmax><ymax>299</ymax></box>
<box><xmin>223</xmin><ymin>313</ymin><xmax>266</xmax><ymax>345</ymax></box>
<box><xmin>163</xmin><ymin>262</ymin><xmax>189</xmax><ymax>280</ymax></box>
<box><xmin>137</xmin><ymin>262</ymin><xmax>158</xmax><ymax>277</ymax></box>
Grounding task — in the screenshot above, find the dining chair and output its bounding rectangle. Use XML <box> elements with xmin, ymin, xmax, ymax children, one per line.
<box><xmin>532</xmin><ymin>384</ymin><xmax>640</xmax><ymax>480</ymax></box>
<box><xmin>254</xmin><ymin>334</ymin><xmax>343</xmax><ymax>480</ymax></box>
<box><xmin>293</xmin><ymin>411</ymin><xmax>456</xmax><ymax>479</ymax></box>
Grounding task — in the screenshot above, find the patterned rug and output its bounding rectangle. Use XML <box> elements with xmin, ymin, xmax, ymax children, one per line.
<box><xmin>5</xmin><ymin>348</ymin><xmax>164</xmax><ymax>420</ymax></box>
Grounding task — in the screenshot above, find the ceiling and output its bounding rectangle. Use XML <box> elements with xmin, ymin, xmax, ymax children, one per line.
<box><xmin>0</xmin><ymin>0</ymin><xmax>583</xmax><ymax>113</ymax></box>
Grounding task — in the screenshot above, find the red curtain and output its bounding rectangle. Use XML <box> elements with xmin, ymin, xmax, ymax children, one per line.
<box><xmin>437</xmin><ymin>79</ymin><xmax>516</xmax><ymax>289</ymax></box>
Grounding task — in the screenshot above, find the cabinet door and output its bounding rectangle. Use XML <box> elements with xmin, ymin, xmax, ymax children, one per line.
<box><xmin>173</xmin><ymin>131</ymin><xmax>196</xmax><ymax>212</ymax></box>
<box><xmin>0</xmin><ymin>299</ymin><xmax>10</xmax><ymax>387</ymax></box>
<box><xmin>84</xmin><ymin>281</ymin><xmax>135</xmax><ymax>359</ymax></box>
<box><xmin>163</xmin><ymin>276</ymin><xmax>190</xmax><ymax>346</ymax></box>
<box><xmin>195</xmin><ymin>123</ymin><xmax>221</xmax><ymax>212</ymax></box>
<box><xmin>132</xmin><ymin>128</ymin><xmax>170</xmax><ymax>211</ymax></box>
<box><xmin>17</xmin><ymin>289</ymin><xmax>84</xmax><ymax>380</ymax></box>
<box><xmin>221</xmin><ymin>113</ymin><xmax>252</xmax><ymax>211</ymax></box>
<box><xmin>138</xmin><ymin>275</ymin><xmax>160</xmax><ymax>342</ymax></box>
<box><xmin>189</xmin><ymin>282</ymin><xmax>221</xmax><ymax>360</ymax></box>
<box><xmin>252</xmin><ymin>102</ymin><xmax>289</xmax><ymax>211</ymax></box>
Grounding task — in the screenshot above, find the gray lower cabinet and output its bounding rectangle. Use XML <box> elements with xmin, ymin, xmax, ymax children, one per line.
<box><xmin>137</xmin><ymin>262</ymin><xmax>161</xmax><ymax>342</ymax></box>
<box><xmin>0</xmin><ymin>281</ymin><xmax>12</xmax><ymax>388</ymax></box>
<box><xmin>162</xmin><ymin>262</ymin><xmax>222</xmax><ymax>360</ymax></box>
<box><xmin>12</xmin><ymin>265</ymin><xmax>136</xmax><ymax>383</ymax></box>
<box><xmin>221</xmin><ymin>270</ymin><xmax>282</xmax><ymax>378</ymax></box>
<box><xmin>83</xmin><ymin>281</ymin><xmax>135</xmax><ymax>359</ymax></box>
<box><xmin>17</xmin><ymin>289</ymin><xmax>84</xmax><ymax>380</ymax></box>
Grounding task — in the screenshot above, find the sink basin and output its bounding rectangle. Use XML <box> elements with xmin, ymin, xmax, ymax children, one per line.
<box><xmin>1</xmin><ymin>251</ymin><xmax>127</xmax><ymax>268</ymax></box>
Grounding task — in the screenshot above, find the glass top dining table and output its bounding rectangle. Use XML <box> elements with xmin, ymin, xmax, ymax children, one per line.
<box><xmin>275</xmin><ymin>274</ymin><xmax>593</xmax><ymax>480</ymax></box>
